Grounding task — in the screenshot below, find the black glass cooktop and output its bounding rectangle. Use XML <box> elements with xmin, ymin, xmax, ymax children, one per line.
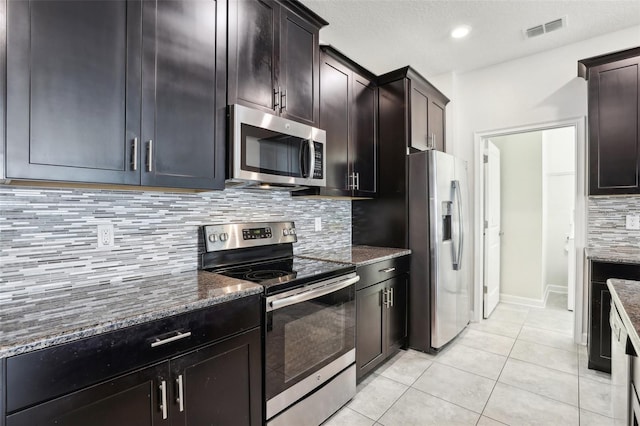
<box><xmin>209</xmin><ymin>256</ymin><xmax>355</xmax><ymax>295</ymax></box>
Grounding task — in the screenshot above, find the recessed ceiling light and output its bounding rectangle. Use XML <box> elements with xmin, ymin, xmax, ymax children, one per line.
<box><xmin>451</xmin><ymin>25</ymin><xmax>472</xmax><ymax>39</ymax></box>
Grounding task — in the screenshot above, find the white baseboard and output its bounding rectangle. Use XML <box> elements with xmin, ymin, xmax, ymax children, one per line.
<box><xmin>547</xmin><ymin>285</ymin><xmax>568</xmax><ymax>294</ymax></box>
<box><xmin>499</xmin><ymin>293</ymin><xmax>546</xmax><ymax>308</ymax></box>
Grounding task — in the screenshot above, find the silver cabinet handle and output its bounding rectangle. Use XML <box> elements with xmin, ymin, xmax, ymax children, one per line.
<box><xmin>355</xmin><ymin>172</ymin><xmax>360</xmax><ymax>190</ymax></box>
<box><xmin>348</xmin><ymin>172</ymin><xmax>354</xmax><ymax>189</ymax></box>
<box><xmin>281</xmin><ymin>88</ymin><xmax>287</xmax><ymax>112</ymax></box>
<box><xmin>159</xmin><ymin>380</ymin><xmax>168</xmax><ymax>419</ymax></box>
<box><xmin>131</xmin><ymin>137</ymin><xmax>138</xmax><ymax>171</ymax></box>
<box><xmin>381</xmin><ymin>288</ymin><xmax>388</xmax><ymax>308</ymax></box>
<box><xmin>176</xmin><ymin>374</ymin><xmax>184</xmax><ymax>412</ymax></box>
<box><xmin>150</xmin><ymin>331</ymin><xmax>192</xmax><ymax>348</ymax></box>
<box><xmin>146</xmin><ymin>140</ymin><xmax>153</xmax><ymax>172</ymax></box>
<box><xmin>274</xmin><ymin>86</ymin><xmax>280</xmax><ymax>110</ymax></box>
<box><xmin>380</xmin><ymin>267</ymin><xmax>396</xmax><ymax>273</ymax></box>
<box><xmin>268</xmin><ymin>275</ymin><xmax>360</xmax><ymax>311</ymax></box>
<box><xmin>390</xmin><ymin>287</ymin><xmax>394</xmax><ymax>307</ymax></box>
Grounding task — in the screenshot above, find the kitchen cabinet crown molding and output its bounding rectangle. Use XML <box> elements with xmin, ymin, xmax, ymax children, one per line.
<box><xmin>578</xmin><ymin>46</ymin><xmax>640</xmax><ymax>80</ymax></box>
<box><xmin>377</xmin><ymin>66</ymin><xmax>450</xmax><ymax>106</ymax></box>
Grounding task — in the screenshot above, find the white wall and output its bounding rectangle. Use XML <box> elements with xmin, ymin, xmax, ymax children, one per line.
<box><xmin>542</xmin><ymin>127</ymin><xmax>576</xmax><ymax>293</ymax></box>
<box><xmin>492</xmin><ymin>132</ymin><xmax>543</xmax><ymax>302</ymax></box>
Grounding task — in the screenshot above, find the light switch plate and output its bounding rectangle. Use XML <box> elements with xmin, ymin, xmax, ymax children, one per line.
<box><xmin>626</xmin><ymin>215</ymin><xmax>640</xmax><ymax>230</ymax></box>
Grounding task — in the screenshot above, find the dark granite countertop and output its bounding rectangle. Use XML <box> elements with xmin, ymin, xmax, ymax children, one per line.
<box><xmin>299</xmin><ymin>245</ymin><xmax>411</xmax><ymax>266</ymax></box>
<box><xmin>608</xmin><ymin>279</ymin><xmax>640</xmax><ymax>355</ymax></box>
<box><xmin>586</xmin><ymin>247</ymin><xmax>640</xmax><ymax>264</ymax></box>
<box><xmin>0</xmin><ymin>271</ymin><xmax>263</xmax><ymax>359</ymax></box>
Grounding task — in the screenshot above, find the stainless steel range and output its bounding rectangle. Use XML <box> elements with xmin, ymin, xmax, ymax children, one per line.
<box><xmin>201</xmin><ymin>222</ymin><xmax>358</xmax><ymax>426</ymax></box>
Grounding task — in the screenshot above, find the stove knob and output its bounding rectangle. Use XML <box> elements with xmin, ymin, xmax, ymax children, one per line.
<box><xmin>283</xmin><ymin>229</ymin><xmax>289</xmax><ymax>236</ymax></box>
<box><xmin>290</xmin><ymin>228</ymin><xmax>296</xmax><ymax>235</ymax></box>
<box><xmin>220</xmin><ymin>232</ymin><xmax>229</xmax><ymax>242</ymax></box>
<box><xmin>208</xmin><ymin>234</ymin><xmax>217</xmax><ymax>243</ymax></box>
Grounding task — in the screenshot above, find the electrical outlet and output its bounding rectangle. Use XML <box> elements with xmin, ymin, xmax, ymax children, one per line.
<box><xmin>314</xmin><ymin>217</ymin><xmax>322</xmax><ymax>232</ymax></box>
<box><xmin>97</xmin><ymin>224</ymin><xmax>115</xmax><ymax>248</ymax></box>
<box><xmin>626</xmin><ymin>215</ymin><xmax>640</xmax><ymax>230</ymax></box>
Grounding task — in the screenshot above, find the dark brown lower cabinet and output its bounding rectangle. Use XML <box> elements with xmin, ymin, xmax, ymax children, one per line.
<box><xmin>589</xmin><ymin>261</ymin><xmax>640</xmax><ymax>373</ymax></box>
<box><xmin>356</xmin><ymin>255</ymin><xmax>409</xmax><ymax>380</ymax></box>
<box><xmin>6</xmin><ymin>328</ymin><xmax>261</xmax><ymax>426</ymax></box>
<box><xmin>6</xmin><ymin>362</ymin><xmax>169</xmax><ymax>426</ymax></box>
<box><xmin>5</xmin><ymin>328</ymin><xmax>261</xmax><ymax>426</ymax></box>
<box><xmin>171</xmin><ymin>329</ymin><xmax>261</xmax><ymax>426</ymax></box>
<box><xmin>3</xmin><ymin>296</ymin><xmax>263</xmax><ymax>426</ymax></box>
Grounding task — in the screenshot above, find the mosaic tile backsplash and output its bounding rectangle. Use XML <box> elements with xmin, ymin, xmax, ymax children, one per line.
<box><xmin>0</xmin><ymin>186</ymin><xmax>351</xmax><ymax>304</ymax></box>
<box><xmin>588</xmin><ymin>195</ymin><xmax>640</xmax><ymax>249</ymax></box>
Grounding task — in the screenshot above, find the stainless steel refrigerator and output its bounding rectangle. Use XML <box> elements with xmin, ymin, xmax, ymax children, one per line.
<box><xmin>408</xmin><ymin>150</ymin><xmax>471</xmax><ymax>352</ymax></box>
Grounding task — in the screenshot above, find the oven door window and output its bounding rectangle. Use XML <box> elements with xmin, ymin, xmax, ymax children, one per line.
<box><xmin>265</xmin><ymin>284</ymin><xmax>355</xmax><ymax>400</ymax></box>
<box><xmin>241</xmin><ymin>124</ymin><xmax>309</xmax><ymax>178</ymax></box>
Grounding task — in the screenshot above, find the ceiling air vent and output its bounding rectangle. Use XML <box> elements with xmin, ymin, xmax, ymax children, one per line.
<box><xmin>524</xmin><ymin>16</ymin><xmax>568</xmax><ymax>39</ymax></box>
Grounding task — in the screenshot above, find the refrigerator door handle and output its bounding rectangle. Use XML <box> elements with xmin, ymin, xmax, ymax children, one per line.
<box><xmin>452</xmin><ymin>180</ymin><xmax>463</xmax><ymax>271</ymax></box>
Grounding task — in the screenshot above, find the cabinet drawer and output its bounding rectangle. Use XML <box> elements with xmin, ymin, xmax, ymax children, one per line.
<box><xmin>356</xmin><ymin>255</ymin><xmax>410</xmax><ymax>290</ymax></box>
<box><xmin>6</xmin><ymin>294</ymin><xmax>261</xmax><ymax>414</ymax></box>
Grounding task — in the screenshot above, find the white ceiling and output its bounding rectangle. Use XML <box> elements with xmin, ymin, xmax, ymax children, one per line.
<box><xmin>299</xmin><ymin>0</ymin><xmax>640</xmax><ymax>77</ymax></box>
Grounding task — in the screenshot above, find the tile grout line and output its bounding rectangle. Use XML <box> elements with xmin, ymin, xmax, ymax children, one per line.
<box><xmin>477</xmin><ymin>318</ymin><xmax>524</xmax><ymax>421</ymax></box>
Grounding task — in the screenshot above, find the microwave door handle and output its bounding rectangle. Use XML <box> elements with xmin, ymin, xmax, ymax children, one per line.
<box><xmin>307</xmin><ymin>139</ymin><xmax>315</xmax><ymax>179</ymax></box>
<box><xmin>299</xmin><ymin>140</ymin><xmax>307</xmax><ymax>178</ymax></box>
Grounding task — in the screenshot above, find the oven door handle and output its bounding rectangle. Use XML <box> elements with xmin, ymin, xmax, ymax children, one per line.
<box><xmin>269</xmin><ymin>275</ymin><xmax>360</xmax><ymax>311</ymax></box>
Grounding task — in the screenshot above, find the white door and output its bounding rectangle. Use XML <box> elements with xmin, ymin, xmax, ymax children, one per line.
<box><xmin>484</xmin><ymin>140</ymin><xmax>501</xmax><ymax>318</ymax></box>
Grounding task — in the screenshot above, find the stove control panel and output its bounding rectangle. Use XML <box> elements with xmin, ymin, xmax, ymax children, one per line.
<box><xmin>203</xmin><ymin>221</ymin><xmax>297</xmax><ymax>252</ymax></box>
<box><xmin>243</xmin><ymin>227</ymin><xmax>272</xmax><ymax>240</ymax></box>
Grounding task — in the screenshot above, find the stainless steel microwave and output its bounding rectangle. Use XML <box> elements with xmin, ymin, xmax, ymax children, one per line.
<box><xmin>227</xmin><ymin>104</ymin><xmax>326</xmax><ymax>188</ymax></box>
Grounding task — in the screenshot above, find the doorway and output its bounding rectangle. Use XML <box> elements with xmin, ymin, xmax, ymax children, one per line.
<box><xmin>474</xmin><ymin>118</ymin><xmax>587</xmax><ymax>344</ymax></box>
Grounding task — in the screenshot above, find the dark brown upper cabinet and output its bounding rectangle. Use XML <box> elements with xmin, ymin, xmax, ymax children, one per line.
<box><xmin>378</xmin><ymin>67</ymin><xmax>449</xmax><ymax>153</ymax></box>
<box><xmin>5</xmin><ymin>0</ymin><xmax>226</xmax><ymax>190</ymax></box>
<box><xmin>579</xmin><ymin>47</ymin><xmax>640</xmax><ymax>196</ymax></box>
<box><xmin>227</xmin><ymin>0</ymin><xmax>327</xmax><ymax>127</ymax></box>
<box><xmin>294</xmin><ymin>46</ymin><xmax>377</xmax><ymax>199</ymax></box>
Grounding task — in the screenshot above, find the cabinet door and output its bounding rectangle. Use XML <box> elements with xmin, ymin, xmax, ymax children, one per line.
<box><xmin>228</xmin><ymin>0</ymin><xmax>279</xmax><ymax>114</ymax></box>
<box><xmin>320</xmin><ymin>54</ymin><xmax>351</xmax><ymax>191</ymax></box>
<box><xmin>6</xmin><ymin>0</ymin><xmax>141</xmax><ymax>184</ymax></box>
<box><xmin>386</xmin><ymin>275</ymin><xmax>408</xmax><ymax>354</ymax></box>
<box><xmin>410</xmin><ymin>83</ymin><xmax>430</xmax><ymax>151</ymax></box>
<box><xmin>352</xmin><ymin>73</ymin><xmax>377</xmax><ymax>196</ymax></box>
<box><xmin>170</xmin><ymin>328</ymin><xmax>262</xmax><ymax>426</ymax></box>
<box><xmin>428</xmin><ymin>98</ymin><xmax>446</xmax><ymax>152</ymax></box>
<box><xmin>356</xmin><ymin>282</ymin><xmax>385</xmax><ymax>379</ymax></box>
<box><xmin>6</xmin><ymin>363</ymin><xmax>169</xmax><ymax>426</ymax></box>
<box><xmin>589</xmin><ymin>56</ymin><xmax>640</xmax><ymax>195</ymax></box>
<box><xmin>589</xmin><ymin>280</ymin><xmax>612</xmax><ymax>373</ymax></box>
<box><xmin>278</xmin><ymin>6</ymin><xmax>319</xmax><ymax>126</ymax></box>
<box><xmin>141</xmin><ymin>0</ymin><xmax>225</xmax><ymax>190</ymax></box>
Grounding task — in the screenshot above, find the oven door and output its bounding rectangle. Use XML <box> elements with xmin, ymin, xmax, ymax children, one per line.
<box><xmin>229</xmin><ymin>104</ymin><xmax>326</xmax><ymax>187</ymax></box>
<box><xmin>264</xmin><ymin>273</ymin><xmax>358</xmax><ymax>420</ymax></box>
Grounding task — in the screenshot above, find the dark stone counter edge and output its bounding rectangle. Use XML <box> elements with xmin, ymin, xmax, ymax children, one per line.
<box><xmin>586</xmin><ymin>248</ymin><xmax>640</xmax><ymax>265</ymax></box>
<box><xmin>607</xmin><ymin>279</ymin><xmax>640</xmax><ymax>356</ymax></box>
<box><xmin>0</xmin><ymin>284</ymin><xmax>263</xmax><ymax>360</ymax></box>
<box><xmin>352</xmin><ymin>247</ymin><xmax>412</xmax><ymax>266</ymax></box>
<box><xmin>299</xmin><ymin>246</ymin><xmax>412</xmax><ymax>266</ymax></box>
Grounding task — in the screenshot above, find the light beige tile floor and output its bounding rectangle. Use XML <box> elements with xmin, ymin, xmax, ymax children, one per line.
<box><xmin>324</xmin><ymin>292</ymin><xmax>614</xmax><ymax>426</ymax></box>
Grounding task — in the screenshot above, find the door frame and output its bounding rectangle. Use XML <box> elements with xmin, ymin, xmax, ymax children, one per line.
<box><xmin>473</xmin><ymin>116</ymin><xmax>587</xmax><ymax>344</ymax></box>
